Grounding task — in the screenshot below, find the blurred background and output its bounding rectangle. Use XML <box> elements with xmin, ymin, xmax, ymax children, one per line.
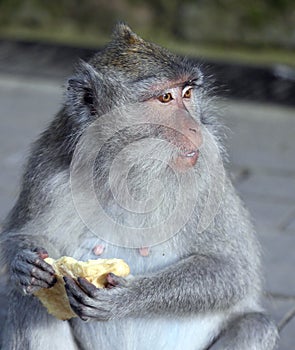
<box><xmin>1</xmin><ymin>0</ymin><xmax>295</xmax><ymax>59</ymax></box>
<box><xmin>0</xmin><ymin>0</ymin><xmax>295</xmax><ymax>103</ymax></box>
<box><xmin>0</xmin><ymin>1</ymin><xmax>295</xmax><ymax>349</ymax></box>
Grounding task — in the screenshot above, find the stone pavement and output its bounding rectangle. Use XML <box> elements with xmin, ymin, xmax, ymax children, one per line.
<box><xmin>0</xmin><ymin>73</ymin><xmax>294</xmax><ymax>349</ymax></box>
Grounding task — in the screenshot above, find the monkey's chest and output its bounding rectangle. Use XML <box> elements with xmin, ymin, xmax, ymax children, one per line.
<box><xmin>72</xmin><ymin>236</ymin><xmax>225</xmax><ymax>350</ymax></box>
<box><xmin>73</xmin><ymin>235</ymin><xmax>182</xmax><ymax>274</ymax></box>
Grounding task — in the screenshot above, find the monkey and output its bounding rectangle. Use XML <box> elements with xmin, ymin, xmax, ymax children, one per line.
<box><xmin>0</xmin><ymin>24</ymin><xmax>278</xmax><ymax>350</ymax></box>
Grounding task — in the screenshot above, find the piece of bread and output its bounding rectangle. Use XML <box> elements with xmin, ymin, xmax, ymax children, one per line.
<box><xmin>34</xmin><ymin>256</ymin><xmax>130</xmax><ymax>320</ymax></box>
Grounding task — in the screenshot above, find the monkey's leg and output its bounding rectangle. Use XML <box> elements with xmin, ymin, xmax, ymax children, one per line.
<box><xmin>208</xmin><ymin>312</ymin><xmax>279</xmax><ymax>350</ymax></box>
<box><xmin>2</xmin><ymin>290</ymin><xmax>78</xmax><ymax>350</ymax></box>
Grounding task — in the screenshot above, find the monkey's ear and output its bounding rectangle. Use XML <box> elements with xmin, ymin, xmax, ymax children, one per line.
<box><xmin>112</xmin><ymin>22</ymin><xmax>143</xmax><ymax>45</ymax></box>
<box><xmin>65</xmin><ymin>61</ymin><xmax>103</xmax><ymax>121</ymax></box>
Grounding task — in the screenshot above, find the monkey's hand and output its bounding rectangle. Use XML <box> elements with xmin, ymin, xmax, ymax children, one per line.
<box><xmin>64</xmin><ymin>274</ymin><xmax>133</xmax><ymax>321</ymax></box>
<box><xmin>65</xmin><ymin>254</ymin><xmax>252</xmax><ymax>320</ymax></box>
<box><xmin>11</xmin><ymin>247</ymin><xmax>57</xmax><ymax>294</ymax></box>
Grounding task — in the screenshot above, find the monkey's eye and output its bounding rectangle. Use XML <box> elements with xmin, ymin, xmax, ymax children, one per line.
<box><xmin>158</xmin><ymin>93</ymin><xmax>173</xmax><ymax>103</ymax></box>
<box><xmin>183</xmin><ymin>88</ymin><xmax>192</xmax><ymax>99</ymax></box>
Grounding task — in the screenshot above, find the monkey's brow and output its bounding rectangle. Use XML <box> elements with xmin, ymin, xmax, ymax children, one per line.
<box><xmin>135</xmin><ymin>77</ymin><xmax>201</xmax><ymax>101</ymax></box>
<box><xmin>132</xmin><ymin>71</ymin><xmax>200</xmax><ymax>86</ymax></box>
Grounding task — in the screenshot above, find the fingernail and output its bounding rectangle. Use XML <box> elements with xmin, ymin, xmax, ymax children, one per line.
<box><xmin>50</xmin><ymin>277</ymin><xmax>57</xmax><ymax>286</ymax></box>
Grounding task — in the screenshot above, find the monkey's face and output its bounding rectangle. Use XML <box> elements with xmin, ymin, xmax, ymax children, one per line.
<box><xmin>142</xmin><ymin>79</ymin><xmax>203</xmax><ymax>172</ymax></box>
<box><xmin>88</xmin><ymin>76</ymin><xmax>204</xmax><ymax>179</ymax></box>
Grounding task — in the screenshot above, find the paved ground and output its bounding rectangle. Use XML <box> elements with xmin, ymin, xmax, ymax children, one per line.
<box><xmin>0</xmin><ymin>73</ymin><xmax>294</xmax><ymax>349</ymax></box>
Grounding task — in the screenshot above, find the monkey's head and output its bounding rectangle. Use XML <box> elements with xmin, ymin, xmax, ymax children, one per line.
<box><xmin>66</xmin><ymin>24</ymin><xmax>213</xmax><ymax>171</ymax></box>
<box><xmin>90</xmin><ymin>23</ymin><xmax>198</xmax><ymax>81</ymax></box>
<box><xmin>68</xmin><ymin>24</ymin><xmax>224</xmax><ymax>245</ymax></box>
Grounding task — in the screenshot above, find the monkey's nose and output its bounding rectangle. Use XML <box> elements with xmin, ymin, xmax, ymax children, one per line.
<box><xmin>186</xmin><ymin>125</ymin><xmax>202</xmax><ymax>150</ymax></box>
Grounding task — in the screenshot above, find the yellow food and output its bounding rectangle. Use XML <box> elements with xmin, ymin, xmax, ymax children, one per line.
<box><xmin>34</xmin><ymin>256</ymin><xmax>130</xmax><ymax>320</ymax></box>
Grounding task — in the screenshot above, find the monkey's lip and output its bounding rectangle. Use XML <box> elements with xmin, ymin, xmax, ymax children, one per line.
<box><xmin>172</xmin><ymin>149</ymin><xmax>200</xmax><ymax>171</ymax></box>
<box><xmin>184</xmin><ymin>150</ymin><xmax>199</xmax><ymax>157</ymax></box>
<box><xmin>181</xmin><ymin>149</ymin><xmax>199</xmax><ymax>160</ymax></box>
<box><xmin>178</xmin><ymin>149</ymin><xmax>200</xmax><ymax>166</ymax></box>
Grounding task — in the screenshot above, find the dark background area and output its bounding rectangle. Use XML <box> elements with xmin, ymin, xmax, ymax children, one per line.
<box><xmin>0</xmin><ymin>0</ymin><xmax>295</xmax><ymax>105</ymax></box>
<box><xmin>1</xmin><ymin>0</ymin><xmax>295</xmax><ymax>50</ymax></box>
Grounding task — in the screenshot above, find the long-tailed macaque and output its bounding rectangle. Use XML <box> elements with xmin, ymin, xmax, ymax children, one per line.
<box><xmin>0</xmin><ymin>24</ymin><xmax>278</xmax><ymax>350</ymax></box>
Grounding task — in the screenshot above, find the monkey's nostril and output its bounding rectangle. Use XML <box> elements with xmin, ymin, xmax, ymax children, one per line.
<box><xmin>189</xmin><ymin>128</ymin><xmax>197</xmax><ymax>133</ymax></box>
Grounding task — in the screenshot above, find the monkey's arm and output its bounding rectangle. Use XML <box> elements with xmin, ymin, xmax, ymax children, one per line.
<box><xmin>1</xmin><ymin>234</ymin><xmax>57</xmax><ymax>294</ymax></box>
<box><xmin>64</xmin><ymin>253</ymin><xmax>254</xmax><ymax>321</ymax></box>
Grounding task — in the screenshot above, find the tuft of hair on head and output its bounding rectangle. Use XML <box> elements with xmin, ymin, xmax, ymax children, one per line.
<box><xmin>111</xmin><ymin>22</ymin><xmax>143</xmax><ymax>46</ymax></box>
<box><xmin>89</xmin><ymin>22</ymin><xmax>185</xmax><ymax>81</ymax></box>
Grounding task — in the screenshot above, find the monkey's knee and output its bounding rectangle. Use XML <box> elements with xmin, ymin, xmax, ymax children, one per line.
<box><xmin>210</xmin><ymin>312</ymin><xmax>279</xmax><ymax>350</ymax></box>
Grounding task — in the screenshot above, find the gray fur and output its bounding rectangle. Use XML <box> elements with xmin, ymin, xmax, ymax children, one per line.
<box><xmin>0</xmin><ymin>24</ymin><xmax>278</xmax><ymax>349</ymax></box>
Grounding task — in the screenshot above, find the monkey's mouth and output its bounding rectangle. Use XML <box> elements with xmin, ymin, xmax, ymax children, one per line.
<box><xmin>172</xmin><ymin>149</ymin><xmax>200</xmax><ymax>172</ymax></box>
<box><xmin>183</xmin><ymin>149</ymin><xmax>199</xmax><ymax>158</ymax></box>
<box><xmin>181</xmin><ymin>149</ymin><xmax>199</xmax><ymax>164</ymax></box>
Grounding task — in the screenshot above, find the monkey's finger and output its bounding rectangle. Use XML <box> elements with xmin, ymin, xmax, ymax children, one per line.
<box><xmin>17</xmin><ymin>278</ymin><xmax>51</xmax><ymax>295</ymax></box>
<box><xmin>16</xmin><ymin>272</ymin><xmax>56</xmax><ymax>290</ymax></box>
<box><xmin>64</xmin><ymin>277</ymin><xmax>97</xmax><ymax>307</ymax></box>
<box><xmin>106</xmin><ymin>273</ymin><xmax>127</xmax><ymax>288</ymax></box>
<box><xmin>66</xmin><ymin>294</ymin><xmax>109</xmax><ymax>322</ymax></box>
<box><xmin>30</xmin><ymin>275</ymin><xmax>56</xmax><ymax>288</ymax></box>
<box><xmin>67</xmin><ymin>300</ymin><xmax>93</xmax><ymax>322</ymax></box>
<box><xmin>12</xmin><ymin>258</ymin><xmax>56</xmax><ymax>284</ymax></box>
<box><xmin>18</xmin><ymin>251</ymin><xmax>55</xmax><ymax>274</ymax></box>
<box><xmin>33</xmin><ymin>247</ymin><xmax>49</xmax><ymax>260</ymax></box>
<box><xmin>22</xmin><ymin>285</ymin><xmax>42</xmax><ymax>295</ymax></box>
<box><xmin>30</xmin><ymin>268</ymin><xmax>57</xmax><ymax>286</ymax></box>
<box><xmin>29</xmin><ymin>256</ymin><xmax>55</xmax><ymax>275</ymax></box>
<box><xmin>21</xmin><ymin>280</ymin><xmax>53</xmax><ymax>294</ymax></box>
<box><xmin>77</xmin><ymin>277</ymin><xmax>99</xmax><ymax>297</ymax></box>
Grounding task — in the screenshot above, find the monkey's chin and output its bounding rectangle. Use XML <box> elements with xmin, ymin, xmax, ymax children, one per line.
<box><xmin>172</xmin><ymin>150</ymin><xmax>199</xmax><ymax>172</ymax></box>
